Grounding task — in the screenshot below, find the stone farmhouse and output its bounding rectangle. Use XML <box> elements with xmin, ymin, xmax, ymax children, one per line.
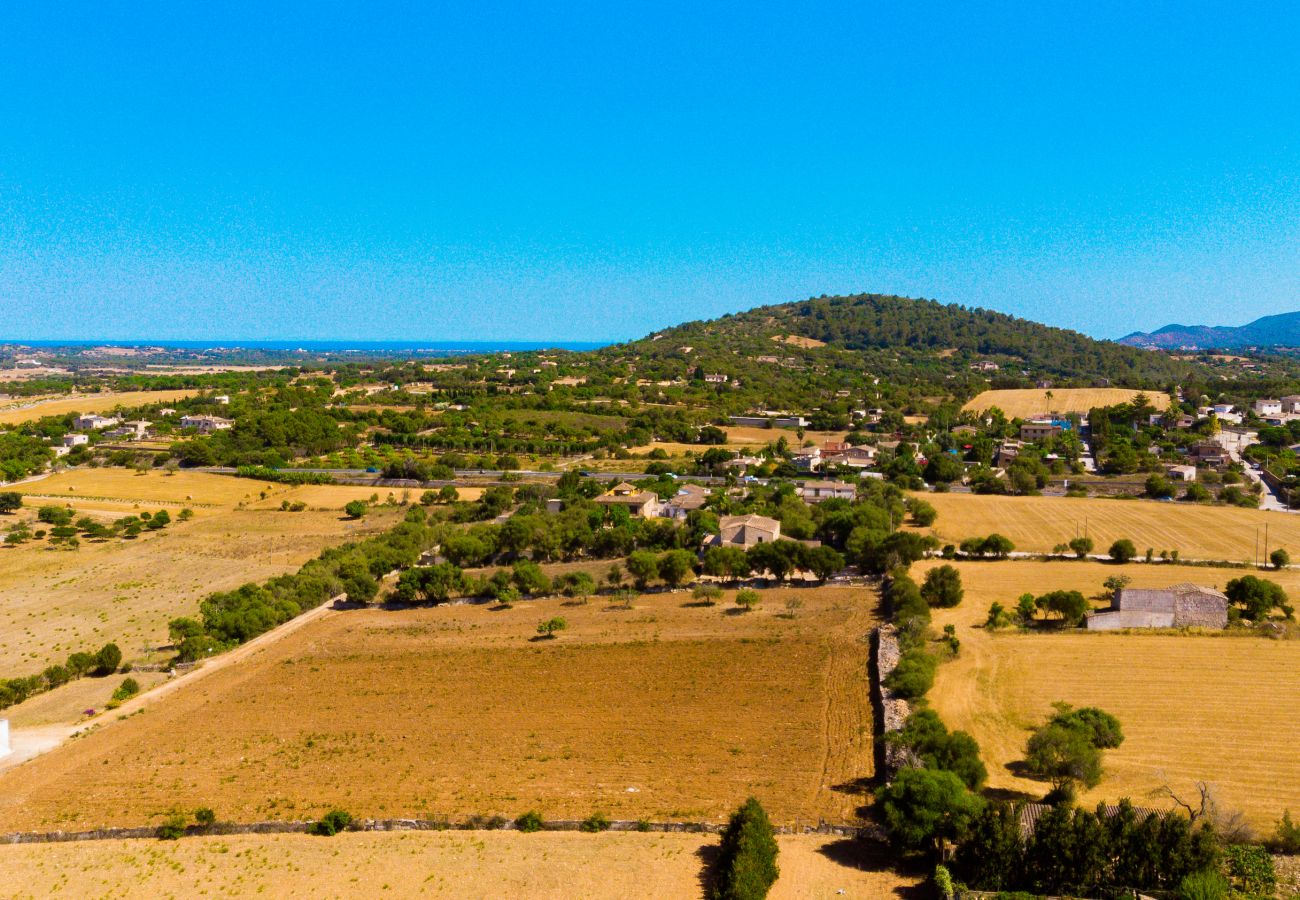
<box><xmin>706</xmin><ymin>514</ymin><xmax>781</xmax><ymax>549</ymax></box>
<box><xmin>1087</xmin><ymin>583</ymin><xmax>1229</xmax><ymax>631</ymax></box>
<box><xmin>593</xmin><ymin>482</ymin><xmax>661</xmax><ymax>518</ymax></box>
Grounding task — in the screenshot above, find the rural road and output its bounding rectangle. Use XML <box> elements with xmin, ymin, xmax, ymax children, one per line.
<box><xmin>0</xmin><ymin>598</ymin><xmax>343</xmax><ymax>775</ymax></box>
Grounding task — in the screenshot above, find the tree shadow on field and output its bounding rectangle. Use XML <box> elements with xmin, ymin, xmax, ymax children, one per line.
<box><xmin>816</xmin><ymin>837</ymin><xmax>930</xmax><ymax>898</ymax></box>
<box><xmin>830</xmin><ymin>777</ymin><xmax>875</xmax><ymax>819</ymax></box>
<box><xmin>694</xmin><ymin>842</ymin><xmax>721</xmax><ymax>897</ymax></box>
<box><xmin>983</xmin><ymin>784</ymin><xmax>1039</xmax><ymax>804</ymax></box>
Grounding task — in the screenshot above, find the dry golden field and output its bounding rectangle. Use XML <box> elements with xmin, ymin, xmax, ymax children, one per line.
<box><xmin>0</xmin><ymin>830</ymin><xmax>920</xmax><ymax>899</ymax></box>
<box><xmin>962</xmin><ymin>388</ymin><xmax>1170</xmax><ymax>418</ymax></box>
<box><xmin>0</xmin><ymin>585</ymin><xmax>878</xmax><ymax>831</ymax></box>
<box><xmin>913</xmin><ymin>558</ymin><xmax>1300</xmax><ymax>827</ymax></box>
<box><xmin>0</xmin><ymin>389</ymin><xmax>198</xmax><ymax>425</ymax></box>
<box><xmin>914</xmin><ymin>491</ymin><xmax>1300</xmax><ymax>563</ymax></box>
<box><xmin>0</xmin><ymin>469</ymin><xmax>402</xmax><ymax>677</ymax></box>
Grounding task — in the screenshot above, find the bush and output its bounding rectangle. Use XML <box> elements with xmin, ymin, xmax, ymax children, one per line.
<box><xmin>110</xmin><ymin>677</ymin><xmax>140</xmax><ymax>703</ymax></box>
<box><xmin>692</xmin><ymin>584</ymin><xmax>723</xmax><ymax>605</ymax></box>
<box><xmin>515</xmin><ymin>810</ymin><xmax>544</xmax><ymax>833</ymax></box>
<box><xmin>95</xmin><ymin>642</ymin><xmax>122</xmax><ymax>675</ymax></box>
<box><xmin>1109</xmin><ymin>538</ymin><xmax>1137</xmax><ymax>563</ymax></box>
<box><xmin>312</xmin><ymin>809</ymin><xmax>354</xmax><ymax>836</ymax></box>
<box><xmin>885</xmin><ymin>649</ymin><xmax>938</xmax><ymax>700</ymax></box>
<box><xmin>1270</xmin><ymin>809</ymin><xmax>1300</xmax><ymax>853</ymax></box>
<box><xmin>194</xmin><ymin>807</ymin><xmax>216</xmax><ymax>826</ymax></box>
<box><xmin>734</xmin><ymin>588</ymin><xmax>761</xmax><ymax>612</ymax></box>
<box><xmin>920</xmin><ymin>565</ymin><xmax>963</xmax><ymax>608</ymax></box>
<box><xmin>579</xmin><ymin>811</ymin><xmax>610</xmax><ymax>833</ymax></box>
<box><xmin>343</xmin><ymin>500</ymin><xmax>367</xmax><ymax>519</ymax></box>
<box><xmin>1271</xmin><ymin>547</ymin><xmax>1291</xmax><ymax>569</ymax></box>
<box><xmin>712</xmin><ymin>797</ymin><xmax>779</xmax><ymax>900</ymax></box>
<box><xmin>156</xmin><ymin>812</ymin><xmax>187</xmax><ymax>840</ymax></box>
<box><xmin>1177</xmin><ymin>869</ymin><xmax>1229</xmax><ymax>900</ymax></box>
<box><xmin>1225</xmin><ymin>844</ymin><xmax>1276</xmax><ymax>896</ymax></box>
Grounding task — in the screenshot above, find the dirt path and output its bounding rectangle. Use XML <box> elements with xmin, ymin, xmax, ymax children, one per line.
<box><xmin>0</xmin><ymin>600</ymin><xmax>342</xmax><ymax>774</ymax></box>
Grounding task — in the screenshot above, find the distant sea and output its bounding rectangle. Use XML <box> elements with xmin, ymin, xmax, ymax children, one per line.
<box><xmin>3</xmin><ymin>339</ymin><xmax>610</xmax><ymax>353</ymax></box>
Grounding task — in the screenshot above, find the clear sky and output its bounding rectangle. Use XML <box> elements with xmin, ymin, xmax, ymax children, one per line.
<box><xmin>1</xmin><ymin>2</ymin><xmax>1298</xmax><ymax>342</ymax></box>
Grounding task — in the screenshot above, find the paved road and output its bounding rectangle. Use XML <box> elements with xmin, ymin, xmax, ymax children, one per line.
<box><xmin>198</xmin><ymin>467</ymin><xmax>745</xmax><ymax>486</ymax></box>
<box><xmin>1223</xmin><ymin>447</ymin><xmax>1292</xmax><ymax>512</ymax></box>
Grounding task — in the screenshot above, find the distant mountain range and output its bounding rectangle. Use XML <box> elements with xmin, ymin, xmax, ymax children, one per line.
<box><xmin>1119</xmin><ymin>311</ymin><xmax>1300</xmax><ymax>350</ymax></box>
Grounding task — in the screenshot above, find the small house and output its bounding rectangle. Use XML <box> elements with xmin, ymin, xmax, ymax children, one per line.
<box><xmin>593</xmin><ymin>482</ymin><xmax>661</xmax><ymax>518</ymax></box>
<box><xmin>707</xmin><ymin>514</ymin><xmax>781</xmax><ymax>549</ymax></box>
<box><xmin>1087</xmin><ymin>583</ymin><xmax>1228</xmax><ymax>631</ymax></box>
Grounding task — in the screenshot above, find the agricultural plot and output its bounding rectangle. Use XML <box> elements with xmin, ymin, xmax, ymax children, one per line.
<box><xmin>0</xmin><ymin>586</ymin><xmax>878</xmax><ymax>831</ymax></box>
<box><xmin>913</xmin><ymin>558</ymin><xmax>1300</xmax><ymax>827</ymax></box>
<box><xmin>0</xmin><ymin>389</ymin><xmax>197</xmax><ymax>425</ymax></box>
<box><xmin>962</xmin><ymin>388</ymin><xmax>1170</xmax><ymax>418</ymax></box>
<box><xmin>0</xmin><ymin>831</ymin><xmax>920</xmax><ymax>899</ymax></box>
<box><xmin>914</xmin><ymin>491</ymin><xmax>1300</xmax><ymax>564</ymax></box>
<box><xmin>0</xmin><ymin>470</ymin><xmax>401</xmax><ymax>677</ymax></box>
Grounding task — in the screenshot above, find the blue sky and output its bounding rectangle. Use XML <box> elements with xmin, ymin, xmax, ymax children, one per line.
<box><xmin>1</xmin><ymin>2</ymin><xmax>1298</xmax><ymax>342</ymax></box>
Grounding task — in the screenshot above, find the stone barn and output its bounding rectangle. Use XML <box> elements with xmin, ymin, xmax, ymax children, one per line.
<box><xmin>1087</xmin><ymin>583</ymin><xmax>1229</xmax><ymax>630</ymax></box>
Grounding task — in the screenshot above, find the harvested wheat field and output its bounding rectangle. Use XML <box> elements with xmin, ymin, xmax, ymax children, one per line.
<box><xmin>0</xmin><ymin>389</ymin><xmax>197</xmax><ymax>425</ymax></box>
<box><xmin>0</xmin><ymin>830</ymin><xmax>920</xmax><ymax>899</ymax></box>
<box><xmin>962</xmin><ymin>388</ymin><xmax>1170</xmax><ymax>418</ymax></box>
<box><xmin>0</xmin><ymin>585</ymin><xmax>878</xmax><ymax>831</ymax></box>
<box><xmin>914</xmin><ymin>491</ymin><xmax>1300</xmax><ymax>563</ymax></box>
<box><xmin>913</xmin><ymin>558</ymin><xmax>1300</xmax><ymax>827</ymax></box>
<box><xmin>0</xmin><ymin>469</ymin><xmax>402</xmax><ymax>677</ymax></box>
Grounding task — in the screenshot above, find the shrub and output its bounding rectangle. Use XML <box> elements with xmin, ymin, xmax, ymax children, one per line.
<box><xmin>712</xmin><ymin>797</ymin><xmax>779</xmax><ymax>900</ymax></box>
<box><xmin>515</xmin><ymin>810</ymin><xmax>545</xmax><ymax>832</ymax></box>
<box><xmin>1271</xmin><ymin>547</ymin><xmax>1291</xmax><ymax>569</ymax></box>
<box><xmin>95</xmin><ymin>642</ymin><xmax>122</xmax><ymax>675</ymax></box>
<box><xmin>1225</xmin><ymin>844</ymin><xmax>1276</xmax><ymax>896</ymax></box>
<box><xmin>1269</xmin><ymin>809</ymin><xmax>1300</xmax><ymax>853</ymax></box>
<box><xmin>1177</xmin><ymin>869</ymin><xmax>1229</xmax><ymax>900</ymax></box>
<box><xmin>312</xmin><ymin>809</ymin><xmax>354</xmax><ymax>836</ymax></box>
<box><xmin>579</xmin><ymin>811</ymin><xmax>610</xmax><ymax>833</ymax></box>
<box><xmin>934</xmin><ymin>864</ymin><xmax>955</xmax><ymax>900</ymax></box>
<box><xmin>110</xmin><ymin>677</ymin><xmax>140</xmax><ymax>703</ymax></box>
<box><xmin>194</xmin><ymin>807</ymin><xmax>216</xmax><ymax>827</ymax></box>
<box><xmin>1108</xmin><ymin>538</ymin><xmax>1137</xmax><ymax>563</ymax></box>
<box><xmin>692</xmin><ymin>584</ymin><xmax>723</xmax><ymax>605</ymax></box>
<box><xmin>343</xmin><ymin>500</ymin><xmax>367</xmax><ymax>519</ymax></box>
<box><xmin>885</xmin><ymin>649</ymin><xmax>938</xmax><ymax>700</ymax></box>
<box><xmin>156</xmin><ymin>812</ymin><xmax>187</xmax><ymax>840</ymax></box>
<box><xmin>920</xmin><ymin>565</ymin><xmax>963</xmax><ymax>608</ymax></box>
<box><xmin>734</xmin><ymin>588</ymin><xmax>761</xmax><ymax>612</ymax></box>
<box><xmin>536</xmin><ymin>617</ymin><xmax>567</xmax><ymax>639</ymax></box>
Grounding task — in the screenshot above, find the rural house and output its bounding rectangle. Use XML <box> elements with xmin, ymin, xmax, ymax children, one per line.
<box><xmin>798</xmin><ymin>480</ymin><xmax>856</xmax><ymax>503</ymax></box>
<box><xmin>593</xmin><ymin>482</ymin><xmax>661</xmax><ymax>518</ymax></box>
<box><xmin>73</xmin><ymin>414</ymin><xmax>119</xmax><ymax>430</ymax></box>
<box><xmin>179</xmin><ymin>414</ymin><xmax>234</xmax><ymax>433</ymax></box>
<box><xmin>1087</xmin><ymin>583</ymin><xmax>1229</xmax><ymax>631</ymax></box>
<box><xmin>707</xmin><ymin>514</ymin><xmax>780</xmax><ymax>549</ymax></box>
<box><xmin>660</xmin><ymin>483</ymin><xmax>710</xmax><ymax>520</ymax></box>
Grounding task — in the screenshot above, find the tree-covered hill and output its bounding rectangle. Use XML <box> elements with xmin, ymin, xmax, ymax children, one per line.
<box><xmin>608</xmin><ymin>293</ymin><xmax>1196</xmax><ymax>390</ymax></box>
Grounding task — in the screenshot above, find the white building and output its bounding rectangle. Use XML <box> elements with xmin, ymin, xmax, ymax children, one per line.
<box><xmin>62</xmin><ymin>433</ymin><xmax>89</xmax><ymax>447</ymax></box>
<box><xmin>72</xmin><ymin>414</ymin><xmax>119</xmax><ymax>430</ymax></box>
<box><xmin>180</xmin><ymin>414</ymin><xmax>234</xmax><ymax>433</ymax></box>
<box><xmin>1254</xmin><ymin>399</ymin><xmax>1283</xmax><ymax>417</ymax></box>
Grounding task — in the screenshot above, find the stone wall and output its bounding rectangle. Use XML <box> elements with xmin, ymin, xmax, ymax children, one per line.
<box><xmin>872</xmin><ymin>624</ymin><xmax>917</xmax><ymax>782</ymax></box>
<box><xmin>0</xmin><ymin>817</ymin><xmax>864</xmax><ymax>846</ymax></box>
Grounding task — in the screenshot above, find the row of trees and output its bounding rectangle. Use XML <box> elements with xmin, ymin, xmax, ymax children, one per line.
<box><xmin>0</xmin><ymin>642</ymin><xmax>122</xmax><ymax>710</ymax></box>
<box><xmin>169</xmin><ymin>508</ymin><xmax>443</xmax><ymax>661</ymax></box>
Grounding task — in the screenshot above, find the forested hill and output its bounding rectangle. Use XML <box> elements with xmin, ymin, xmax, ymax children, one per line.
<box><xmin>610</xmin><ymin>294</ymin><xmax>1194</xmax><ymax>388</ymax></box>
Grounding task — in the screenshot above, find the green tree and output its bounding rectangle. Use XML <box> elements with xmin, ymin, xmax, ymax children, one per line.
<box><xmin>536</xmin><ymin>617</ymin><xmax>567</xmax><ymax>639</ymax></box>
<box><xmin>1068</xmin><ymin>536</ymin><xmax>1094</xmax><ymax>559</ymax></box>
<box><xmin>712</xmin><ymin>797</ymin><xmax>780</xmax><ymax>900</ymax></box>
<box><xmin>1224</xmin><ymin>574</ymin><xmax>1291</xmax><ymax>621</ymax></box>
<box><xmin>95</xmin><ymin>642</ymin><xmax>122</xmax><ymax>675</ymax></box>
<box><xmin>625</xmin><ymin>550</ymin><xmax>660</xmax><ymax>590</ymax></box>
<box><xmin>702</xmin><ymin>546</ymin><xmax>750</xmax><ymax>581</ymax></box>
<box><xmin>1035</xmin><ymin>590</ymin><xmax>1089</xmax><ymax>626</ymax></box>
<box><xmin>920</xmin><ymin>565</ymin><xmax>963</xmax><ymax>608</ymax></box>
<box><xmin>877</xmin><ymin>767</ymin><xmax>983</xmax><ymax>854</ymax></box>
<box><xmin>1270</xmin><ymin>547</ymin><xmax>1290</xmax><ymax>570</ymax></box>
<box><xmin>924</xmin><ymin>453</ymin><xmax>965</xmax><ymax>485</ymax></box>
<box><xmin>734</xmin><ymin>588</ymin><xmax>761</xmax><ymax>612</ymax></box>
<box><xmin>657</xmin><ymin>549</ymin><xmax>697</xmax><ymax>587</ymax></box>
<box><xmin>891</xmin><ymin>709</ymin><xmax>988</xmax><ymax>790</ymax></box>
<box><xmin>804</xmin><ymin>545</ymin><xmax>845</xmax><ymax>581</ymax></box>
<box><xmin>981</xmin><ymin>533</ymin><xmax>1014</xmax><ymax>558</ymax></box>
<box><xmin>910</xmin><ymin>498</ymin><xmax>938</xmax><ymax>527</ymax></box>
<box><xmin>1025</xmin><ymin>722</ymin><xmax>1103</xmax><ymax>792</ymax></box>
<box><xmin>885</xmin><ymin>649</ymin><xmax>938</xmax><ymax>700</ymax></box>
<box><xmin>344</xmin><ymin>500</ymin><xmax>367</xmax><ymax>519</ymax></box>
<box><xmin>1108</xmin><ymin>538</ymin><xmax>1137</xmax><ymax>563</ymax></box>
<box><xmin>0</xmin><ymin>492</ymin><xmax>21</xmax><ymax>514</ymax></box>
